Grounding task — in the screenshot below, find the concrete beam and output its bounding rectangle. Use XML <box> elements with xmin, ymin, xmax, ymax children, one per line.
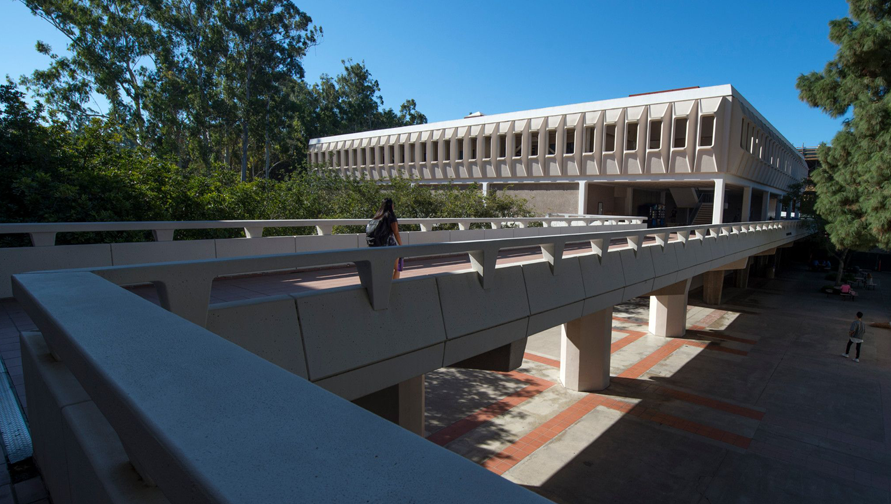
<box><xmin>449</xmin><ymin>339</ymin><xmax>526</xmax><ymax>372</ymax></box>
<box><xmin>755</xmin><ymin>248</ymin><xmax>777</xmax><ymax>257</ymax></box>
<box><xmin>353</xmin><ymin>375</ymin><xmax>426</xmax><ymax>436</ymax></box>
<box><xmin>560</xmin><ymin>307</ymin><xmax>612</xmax><ymax>392</ymax></box>
<box><xmin>648</xmin><ymin>279</ymin><xmax>691</xmax><ymax>337</ymax></box>
<box><xmin>710</xmin><ymin>257</ymin><xmax>748</xmax><ymax>271</ymax></box>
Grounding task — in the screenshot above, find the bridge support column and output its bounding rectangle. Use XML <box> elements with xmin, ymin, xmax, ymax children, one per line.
<box><xmin>734</xmin><ymin>263</ymin><xmax>751</xmax><ymax>289</ymax></box>
<box><xmin>352</xmin><ymin>375</ymin><xmax>425</xmax><ymax>436</ymax></box>
<box><xmin>648</xmin><ymin>279</ymin><xmax>692</xmax><ymax>337</ymax></box>
<box><xmin>761</xmin><ymin>190</ymin><xmax>771</xmax><ymax>220</ymax></box>
<box><xmin>560</xmin><ymin>307</ymin><xmax>612</xmax><ymax>392</ymax></box>
<box><xmin>703</xmin><ymin>271</ymin><xmax>725</xmax><ymax>305</ymax></box>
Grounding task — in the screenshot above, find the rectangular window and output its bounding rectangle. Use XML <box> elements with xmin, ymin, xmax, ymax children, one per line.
<box><xmin>604</xmin><ymin>124</ymin><xmax>616</xmax><ymax>152</ymax></box>
<box><xmin>547</xmin><ymin>130</ymin><xmax>557</xmax><ymax>155</ymax></box>
<box><xmin>673</xmin><ymin>118</ymin><xmax>687</xmax><ymax>148</ymax></box>
<box><xmin>420</xmin><ymin>143</ymin><xmax>427</xmax><ymax>163</ymax></box>
<box><xmin>470</xmin><ymin>138</ymin><xmax>477</xmax><ymax>160</ymax></box>
<box><xmin>353</xmin><ymin>149</ymin><xmax>359</xmax><ymax>166</ymax></box>
<box><xmin>584</xmin><ymin>126</ymin><xmax>595</xmax><ymax>153</ymax></box>
<box><xmin>530</xmin><ymin>131</ymin><xmax>539</xmax><ymax>156</ymax></box>
<box><xmin>514</xmin><ymin>133</ymin><xmax>522</xmax><ymax>157</ymax></box>
<box><xmin>483</xmin><ymin>135</ymin><xmax>491</xmax><ymax>159</ymax></box>
<box><xmin>740</xmin><ymin>119</ymin><xmax>746</xmax><ymax>149</ymax></box>
<box><xmin>431</xmin><ymin>141</ymin><xmax>438</xmax><ymax>162</ymax></box>
<box><xmin>648</xmin><ymin>120</ymin><xmax>662</xmax><ymax>150</ymax></box>
<box><xmin>699</xmin><ymin>115</ymin><xmax>715</xmax><ymax>147</ymax></box>
<box><xmin>444</xmin><ymin>140</ymin><xmax>451</xmax><ymax>161</ymax></box>
<box><xmin>408</xmin><ymin>144</ymin><xmax>415</xmax><ymax>163</ymax></box>
<box><xmin>565</xmin><ymin>128</ymin><xmax>575</xmax><ymax>154</ymax></box>
<box><xmin>457</xmin><ymin>140</ymin><xmax>464</xmax><ymax>160</ymax></box>
<box><xmin>498</xmin><ymin>134</ymin><xmax>507</xmax><ymax>158</ymax></box>
<box><xmin>376</xmin><ymin>146</ymin><xmax>382</xmax><ymax>165</ymax></box>
<box><xmin>338</xmin><ymin>151</ymin><xmax>344</xmax><ymax>167</ymax></box>
<box><xmin>389</xmin><ymin>145</ymin><xmax>396</xmax><ymax>165</ymax></box>
<box><xmin>625</xmin><ymin>122</ymin><xmax>639</xmax><ymax>151</ymax></box>
<box><xmin>358</xmin><ymin>148</ymin><xmax>365</xmax><ymax>166</ymax></box>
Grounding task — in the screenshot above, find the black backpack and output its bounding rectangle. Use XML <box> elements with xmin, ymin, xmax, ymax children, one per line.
<box><xmin>365</xmin><ymin>218</ymin><xmax>389</xmax><ymax>247</ymax></box>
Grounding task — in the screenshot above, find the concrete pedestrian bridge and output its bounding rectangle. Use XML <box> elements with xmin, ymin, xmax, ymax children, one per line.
<box><xmin>8</xmin><ymin>218</ymin><xmax>810</xmax><ymax>503</ymax></box>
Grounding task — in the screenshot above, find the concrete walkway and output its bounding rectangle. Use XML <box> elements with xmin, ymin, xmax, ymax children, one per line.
<box><xmin>425</xmin><ymin>265</ymin><xmax>891</xmax><ymax>503</ymax></box>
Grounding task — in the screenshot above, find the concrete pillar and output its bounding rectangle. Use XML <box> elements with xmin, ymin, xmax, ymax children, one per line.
<box><xmin>624</xmin><ymin>188</ymin><xmax>634</xmax><ymax>215</ymax></box>
<box><xmin>648</xmin><ymin>279</ymin><xmax>692</xmax><ymax>337</ymax></box>
<box><xmin>352</xmin><ymin>375</ymin><xmax>425</xmax><ymax>436</ymax></box>
<box><xmin>481</xmin><ymin>182</ymin><xmax>489</xmax><ymax>197</ymax></box>
<box><xmin>734</xmin><ymin>263</ymin><xmax>751</xmax><ymax>289</ymax></box>
<box><xmin>761</xmin><ymin>190</ymin><xmax>770</xmax><ymax>221</ymax></box>
<box><xmin>560</xmin><ymin>307</ymin><xmax>612</xmax><ymax>392</ymax></box>
<box><xmin>578</xmin><ymin>181</ymin><xmax>588</xmax><ymax>215</ymax></box>
<box><xmin>775</xmin><ymin>198</ymin><xmax>783</xmax><ymax>220</ymax></box>
<box><xmin>712</xmin><ymin>179</ymin><xmax>725</xmax><ymax>224</ymax></box>
<box><xmin>703</xmin><ymin>271</ymin><xmax>725</xmax><ymax>305</ymax></box>
<box><xmin>741</xmin><ymin>186</ymin><xmax>752</xmax><ymax>222</ymax></box>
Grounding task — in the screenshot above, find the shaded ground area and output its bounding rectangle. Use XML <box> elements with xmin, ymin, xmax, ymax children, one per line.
<box><xmin>425</xmin><ymin>264</ymin><xmax>891</xmax><ymax>503</ymax></box>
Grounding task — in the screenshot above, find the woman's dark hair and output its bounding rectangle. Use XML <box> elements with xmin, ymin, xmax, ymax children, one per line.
<box><xmin>373</xmin><ymin>198</ymin><xmax>396</xmax><ymax>220</ymax></box>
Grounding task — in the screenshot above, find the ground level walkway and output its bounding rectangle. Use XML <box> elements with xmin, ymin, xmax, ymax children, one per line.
<box><xmin>1</xmin><ymin>253</ymin><xmax>890</xmax><ymax>502</ymax></box>
<box><xmin>426</xmin><ymin>265</ymin><xmax>891</xmax><ymax>503</ymax></box>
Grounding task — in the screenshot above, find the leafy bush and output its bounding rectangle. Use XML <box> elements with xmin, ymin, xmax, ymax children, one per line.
<box><xmin>0</xmin><ymin>84</ymin><xmax>532</xmax><ymax>246</ymax></box>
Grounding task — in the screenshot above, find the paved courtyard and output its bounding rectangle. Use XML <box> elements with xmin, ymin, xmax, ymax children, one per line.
<box><xmin>1</xmin><ymin>253</ymin><xmax>890</xmax><ymax>502</ymax></box>
<box><xmin>425</xmin><ymin>264</ymin><xmax>891</xmax><ymax>503</ymax></box>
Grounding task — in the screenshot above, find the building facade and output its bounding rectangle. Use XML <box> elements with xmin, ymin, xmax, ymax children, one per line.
<box><xmin>308</xmin><ymin>85</ymin><xmax>808</xmax><ymax>224</ymax></box>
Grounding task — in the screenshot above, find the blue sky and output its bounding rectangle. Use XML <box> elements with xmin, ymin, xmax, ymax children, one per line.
<box><xmin>1</xmin><ymin>0</ymin><xmax>849</xmax><ymax>147</ymax></box>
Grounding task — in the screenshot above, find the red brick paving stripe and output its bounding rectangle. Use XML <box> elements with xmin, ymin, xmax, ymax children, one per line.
<box><xmin>685</xmin><ymin>329</ymin><xmax>758</xmax><ymax>346</ymax></box>
<box><xmin>610</xmin><ymin>330</ymin><xmax>647</xmax><ymax>354</ymax></box>
<box><xmin>481</xmin><ymin>393</ymin><xmax>753</xmax><ymax>476</ymax></box>
<box><xmin>657</xmin><ymin>388</ymin><xmax>765</xmax><ymax>421</ymax></box>
<box><xmin>618</xmin><ymin>339</ymin><xmax>686</xmax><ymax>379</ymax></box>
<box><xmin>427</xmin><ymin>379</ymin><xmax>555</xmax><ymax>447</ymax></box>
<box><xmin>695</xmin><ymin>309</ymin><xmax>728</xmax><ymax>328</ymax></box>
<box><xmin>523</xmin><ymin>352</ymin><xmax>561</xmax><ymax>368</ymax></box>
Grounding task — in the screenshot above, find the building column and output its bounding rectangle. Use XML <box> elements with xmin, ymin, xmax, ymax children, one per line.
<box><xmin>741</xmin><ymin>186</ymin><xmax>752</xmax><ymax>222</ymax></box>
<box><xmin>560</xmin><ymin>307</ymin><xmax>612</xmax><ymax>392</ymax></box>
<box><xmin>578</xmin><ymin>181</ymin><xmax>588</xmax><ymax>215</ymax></box>
<box><xmin>703</xmin><ymin>271</ymin><xmax>725</xmax><ymax>305</ymax></box>
<box><xmin>761</xmin><ymin>190</ymin><xmax>771</xmax><ymax>221</ymax></box>
<box><xmin>481</xmin><ymin>182</ymin><xmax>489</xmax><ymax>197</ymax></box>
<box><xmin>734</xmin><ymin>263</ymin><xmax>751</xmax><ymax>289</ymax></box>
<box><xmin>712</xmin><ymin>179</ymin><xmax>725</xmax><ymax>224</ymax></box>
<box><xmin>775</xmin><ymin>198</ymin><xmax>783</xmax><ymax>220</ymax></box>
<box><xmin>624</xmin><ymin>188</ymin><xmax>634</xmax><ymax>215</ymax></box>
<box><xmin>648</xmin><ymin>279</ymin><xmax>692</xmax><ymax>337</ymax></box>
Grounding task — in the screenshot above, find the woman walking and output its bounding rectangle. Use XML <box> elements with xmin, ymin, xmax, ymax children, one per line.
<box><xmin>842</xmin><ymin>311</ymin><xmax>866</xmax><ymax>363</ymax></box>
<box><xmin>366</xmin><ymin>198</ymin><xmax>404</xmax><ymax>279</ymax></box>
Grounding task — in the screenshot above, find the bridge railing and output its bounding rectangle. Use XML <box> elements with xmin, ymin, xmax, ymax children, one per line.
<box><xmin>78</xmin><ymin>220</ymin><xmax>796</xmax><ymax>325</ymax></box>
<box><xmin>0</xmin><ymin>216</ymin><xmax>645</xmax><ymax>298</ymax></box>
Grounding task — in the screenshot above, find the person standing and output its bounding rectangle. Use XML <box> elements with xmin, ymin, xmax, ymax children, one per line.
<box><xmin>842</xmin><ymin>311</ymin><xmax>866</xmax><ymax>363</ymax></box>
<box><xmin>366</xmin><ymin>198</ymin><xmax>404</xmax><ymax>279</ymax></box>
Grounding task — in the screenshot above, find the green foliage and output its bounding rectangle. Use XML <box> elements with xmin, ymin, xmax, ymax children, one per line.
<box><xmin>16</xmin><ymin>1</ymin><xmax>425</xmax><ymax>179</ymax></box>
<box><xmin>0</xmin><ymin>85</ymin><xmax>529</xmax><ymax>246</ymax></box>
<box><xmin>796</xmin><ymin>0</ymin><xmax>890</xmax><ymax>251</ymax></box>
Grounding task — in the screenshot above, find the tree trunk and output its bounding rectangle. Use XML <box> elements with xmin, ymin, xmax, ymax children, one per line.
<box><xmin>835</xmin><ymin>249</ymin><xmax>848</xmax><ymax>286</ymax></box>
<box><xmin>264</xmin><ymin>102</ymin><xmax>270</xmax><ymax>179</ymax></box>
<box><xmin>241</xmin><ymin>66</ymin><xmax>252</xmax><ymax>182</ymax></box>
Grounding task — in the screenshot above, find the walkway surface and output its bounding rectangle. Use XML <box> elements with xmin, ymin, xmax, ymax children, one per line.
<box><xmin>1</xmin><ymin>247</ymin><xmax>890</xmax><ymax>503</ymax></box>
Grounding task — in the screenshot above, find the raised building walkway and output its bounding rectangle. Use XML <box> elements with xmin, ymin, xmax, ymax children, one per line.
<box><xmin>6</xmin><ymin>219</ymin><xmax>809</xmax><ymax>502</ymax></box>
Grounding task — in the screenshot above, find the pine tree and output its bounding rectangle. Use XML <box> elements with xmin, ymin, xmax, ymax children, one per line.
<box><xmin>796</xmin><ymin>0</ymin><xmax>890</xmax><ymax>256</ymax></box>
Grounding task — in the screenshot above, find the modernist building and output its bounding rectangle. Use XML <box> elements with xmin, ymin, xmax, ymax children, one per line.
<box><xmin>308</xmin><ymin>85</ymin><xmax>808</xmax><ymax>225</ymax></box>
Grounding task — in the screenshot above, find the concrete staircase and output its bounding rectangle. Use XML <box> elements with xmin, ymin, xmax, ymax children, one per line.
<box><xmin>691</xmin><ymin>203</ymin><xmax>713</xmax><ymax>225</ymax></box>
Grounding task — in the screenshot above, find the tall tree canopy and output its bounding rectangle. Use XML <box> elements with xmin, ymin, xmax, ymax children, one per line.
<box><xmin>16</xmin><ymin>0</ymin><xmax>425</xmax><ymax>180</ymax></box>
<box><xmin>796</xmin><ymin>0</ymin><xmax>890</xmax><ymax>250</ymax></box>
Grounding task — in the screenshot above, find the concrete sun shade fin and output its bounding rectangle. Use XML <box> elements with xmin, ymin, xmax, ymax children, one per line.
<box><xmin>10</xmin><ymin>219</ymin><xmax>809</xmax><ymax>502</ymax></box>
